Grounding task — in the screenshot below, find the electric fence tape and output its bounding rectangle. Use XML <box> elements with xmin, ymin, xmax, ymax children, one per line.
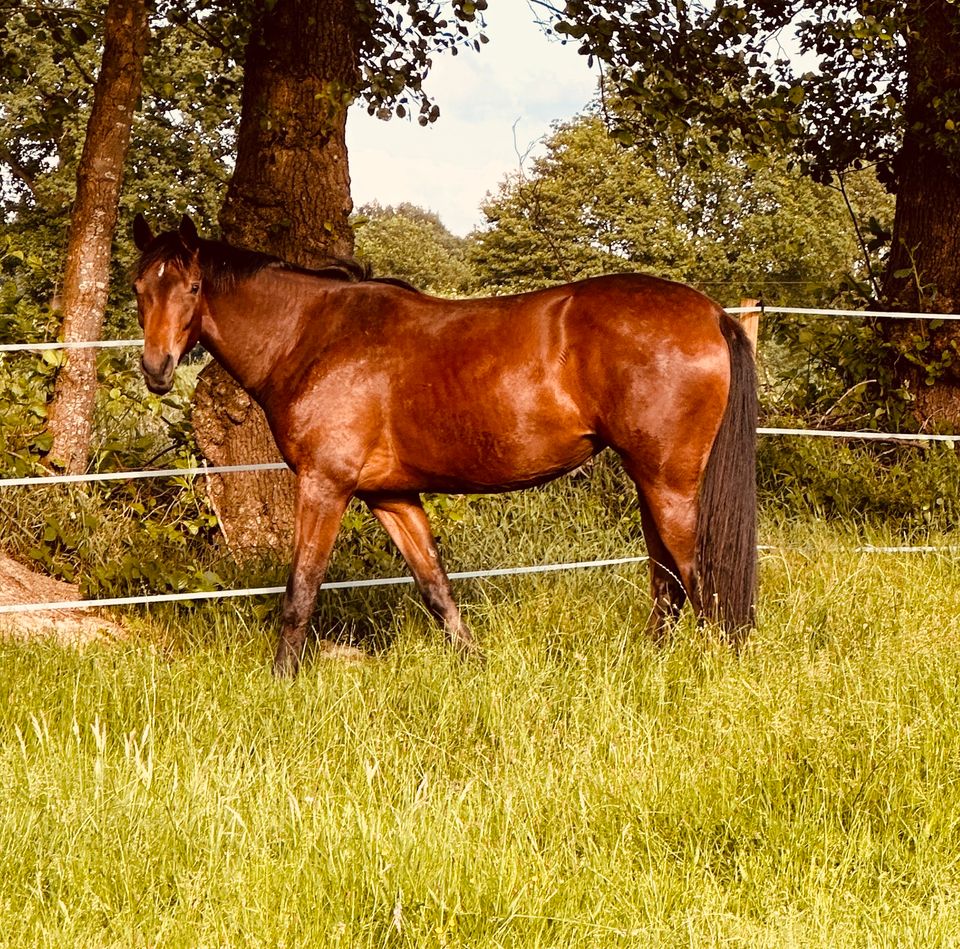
<box><xmin>5</xmin><ymin>304</ymin><xmax>960</xmax><ymax>356</ymax></box>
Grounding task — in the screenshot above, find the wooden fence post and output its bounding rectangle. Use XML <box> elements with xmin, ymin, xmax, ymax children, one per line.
<box><xmin>738</xmin><ymin>297</ymin><xmax>760</xmax><ymax>355</ymax></box>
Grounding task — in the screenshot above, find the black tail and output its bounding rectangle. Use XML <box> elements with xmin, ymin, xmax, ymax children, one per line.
<box><xmin>695</xmin><ymin>312</ymin><xmax>758</xmax><ymax>641</ymax></box>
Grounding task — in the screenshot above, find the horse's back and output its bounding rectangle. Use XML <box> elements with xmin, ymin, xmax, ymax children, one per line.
<box><xmin>278</xmin><ymin>272</ymin><xmax>732</xmax><ymax>493</ymax></box>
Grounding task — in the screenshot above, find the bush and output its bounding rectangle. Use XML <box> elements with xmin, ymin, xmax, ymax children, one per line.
<box><xmin>758</xmin><ymin>431</ymin><xmax>960</xmax><ymax>532</ymax></box>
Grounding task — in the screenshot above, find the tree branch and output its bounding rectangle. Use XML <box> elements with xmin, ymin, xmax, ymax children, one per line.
<box><xmin>832</xmin><ymin>170</ymin><xmax>882</xmax><ymax>302</ymax></box>
<box><xmin>0</xmin><ymin>144</ymin><xmax>39</xmax><ymax>200</ymax></box>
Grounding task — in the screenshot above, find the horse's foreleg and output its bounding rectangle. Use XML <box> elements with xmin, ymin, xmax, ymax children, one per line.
<box><xmin>364</xmin><ymin>493</ymin><xmax>476</xmax><ymax>653</ymax></box>
<box><xmin>273</xmin><ymin>475</ymin><xmax>351</xmax><ymax>677</ymax></box>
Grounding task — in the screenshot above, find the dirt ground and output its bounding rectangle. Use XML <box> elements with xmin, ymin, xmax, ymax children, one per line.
<box><xmin>0</xmin><ymin>554</ymin><xmax>127</xmax><ymax>645</ymax></box>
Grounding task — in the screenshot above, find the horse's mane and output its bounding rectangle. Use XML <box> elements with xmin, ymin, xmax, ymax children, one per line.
<box><xmin>135</xmin><ymin>232</ymin><xmax>420</xmax><ymax>294</ymax></box>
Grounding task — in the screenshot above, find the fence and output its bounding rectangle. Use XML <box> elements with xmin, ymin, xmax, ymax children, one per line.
<box><xmin>2</xmin><ymin>302</ymin><xmax>959</xmax><ymax>616</ymax></box>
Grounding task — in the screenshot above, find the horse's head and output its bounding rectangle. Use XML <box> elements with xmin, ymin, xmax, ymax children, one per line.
<box><xmin>132</xmin><ymin>213</ymin><xmax>204</xmax><ymax>394</ymax></box>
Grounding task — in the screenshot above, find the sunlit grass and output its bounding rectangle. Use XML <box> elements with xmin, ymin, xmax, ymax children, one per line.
<box><xmin>3</xmin><ymin>513</ymin><xmax>960</xmax><ymax>947</ymax></box>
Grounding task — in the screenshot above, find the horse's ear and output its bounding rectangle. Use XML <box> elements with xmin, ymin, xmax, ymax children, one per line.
<box><xmin>133</xmin><ymin>213</ymin><xmax>153</xmax><ymax>251</ymax></box>
<box><xmin>179</xmin><ymin>214</ymin><xmax>200</xmax><ymax>250</ymax></box>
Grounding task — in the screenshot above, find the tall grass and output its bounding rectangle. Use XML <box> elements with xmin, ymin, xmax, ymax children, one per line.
<box><xmin>3</xmin><ymin>506</ymin><xmax>960</xmax><ymax>946</ymax></box>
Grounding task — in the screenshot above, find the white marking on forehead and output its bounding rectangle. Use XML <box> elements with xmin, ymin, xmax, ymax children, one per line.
<box><xmin>157</xmin><ymin>262</ymin><xmax>165</xmax><ymax>278</ymax></box>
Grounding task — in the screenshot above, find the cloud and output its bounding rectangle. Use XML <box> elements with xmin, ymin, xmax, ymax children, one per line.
<box><xmin>346</xmin><ymin>5</ymin><xmax>598</xmax><ymax>236</ymax></box>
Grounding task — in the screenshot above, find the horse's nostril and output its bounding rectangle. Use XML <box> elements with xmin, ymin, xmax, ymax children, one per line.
<box><xmin>140</xmin><ymin>352</ymin><xmax>175</xmax><ymax>392</ymax></box>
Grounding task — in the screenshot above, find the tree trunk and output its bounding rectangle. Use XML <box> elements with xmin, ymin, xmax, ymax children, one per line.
<box><xmin>46</xmin><ymin>0</ymin><xmax>148</xmax><ymax>472</ymax></box>
<box><xmin>193</xmin><ymin>0</ymin><xmax>364</xmax><ymax>558</ymax></box>
<box><xmin>881</xmin><ymin>0</ymin><xmax>960</xmax><ymax>429</ymax></box>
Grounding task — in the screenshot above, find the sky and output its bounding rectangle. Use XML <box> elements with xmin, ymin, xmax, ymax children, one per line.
<box><xmin>345</xmin><ymin>3</ymin><xmax>600</xmax><ymax>236</ymax></box>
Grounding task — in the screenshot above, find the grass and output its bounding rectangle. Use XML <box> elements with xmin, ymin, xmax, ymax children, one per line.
<box><xmin>3</xmin><ymin>505</ymin><xmax>960</xmax><ymax>947</ymax></box>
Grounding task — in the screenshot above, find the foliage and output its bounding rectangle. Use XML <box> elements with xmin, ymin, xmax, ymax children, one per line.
<box><xmin>0</xmin><ymin>243</ymin><xmax>62</xmax><ymax>472</ymax></box>
<box><xmin>0</xmin><ymin>1</ymin><xmax>241</xmax><ymax>349</ymax></box>
<box><xmin>471</xmin><ymin>112</ymin><xmax>890</xmax><ymax>305</ymax></box>
<box><xmin>353</xmin><ymin>201</ymin><xmax>474</xmax><ymax>293</ymax></box>
<box><xmin>0</xmin><ymin>328</ymin><xmax>223</xmax><ymax>596</ymax></box>
<box><xmin>541</xmin><ymin>0</ymin><xmax>920</xmax><ymax>189</ymax></box>
<box><xmin>0</xmin><ymin>2</ymin><xmax>237</xmax><ymax>218</ymax></box>
<box><xmin>758</xmin><ymin>433</ymin><xmax>960</xmax><ymax>532</ymax></box>
<box><xmin>353</xmin><ymin>0</ymin><xmax>490</xmax><ymax>123</ymax></box>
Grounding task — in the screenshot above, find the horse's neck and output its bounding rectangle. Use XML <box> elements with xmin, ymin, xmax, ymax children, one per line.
<box><xmin>199</xmin><ymin>279</ymin><xmax>306</xmax><ymax>399</ymax></box>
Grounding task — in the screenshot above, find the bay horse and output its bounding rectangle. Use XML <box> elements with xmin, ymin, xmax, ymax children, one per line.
<box><xmin>132</xmin><ymin>214</ymin><xmax>757</xmax><ymax>676</ymax></box>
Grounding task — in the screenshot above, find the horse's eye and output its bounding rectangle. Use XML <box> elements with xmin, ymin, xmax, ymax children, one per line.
<box><xmin>190</xmin><ymin>283</ymin><xmax>200</xmax><ymax>295</ymax></box>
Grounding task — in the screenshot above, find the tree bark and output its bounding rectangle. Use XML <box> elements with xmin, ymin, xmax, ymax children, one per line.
<box><xmin>46</xmin><ymin>0</ymin><xmax>149</xmax><ymax>472</ymax></box>
<box><xmin>881</xmin><ymin>0</ymin><xmax>960</xmax><ymax>429</ymax></box>
<box><xmin>193</xmin><ymin>0</ymin><xmax>365</xmax><ymax>558</ymax></box>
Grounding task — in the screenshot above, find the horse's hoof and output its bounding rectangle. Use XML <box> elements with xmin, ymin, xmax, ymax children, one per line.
<box><xmin>453</xmin><ymin>636</ymin><xmax>482</xmax><ymax>661</ymax></box>
<box><xmin>272</xmin><ymin>646</ymin><xmax>301</xmax><ymax>678</ymax></box>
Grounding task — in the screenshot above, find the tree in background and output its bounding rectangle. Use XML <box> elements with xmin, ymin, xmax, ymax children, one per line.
<box><xmin>353</xmin><ymin>202</ymin><xmax>473</xmax><ymax>294</ymax></box>
<box><xmin>471</xmin><ymin>113</ymin><xmax>889</xmax><ymax>304</ymax></box>
<box><xmin>0</xmin><ymin>1</ymin><xmax>240</xmax><ymax>469</ymax></box>
<box><xmin>540</xmin><ymin>0</ymin><xmax>960</xmax><ymax>428</ymax></box>
<box><xmin>45</xmin><ymin>0</ymin><xmax>149</xmax><ymax>473</ymax></box>
<box><xmin>192</xmin><ymin>0</ymin><xmax>488</xmax><ymax>555</ymax></box>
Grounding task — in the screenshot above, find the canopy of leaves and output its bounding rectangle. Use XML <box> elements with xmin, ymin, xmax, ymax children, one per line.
<box><xmin>471</xmin><ymin>113</ymin><xmax>891</xmax><ymax>305</ymax></box>
<box><xmin>353</xmin><ymin>0</ymin><xmax>489</xmax><ymax>123</ymax></box>
<box><xmin>156</xmin><ymin>1</ymin><xmax>491</xmax><ymax>125</ymax></box>
<box><xmin>353</xmin><ymin>202</ymin><xmax>474</xmax><ymax>294</ymax></box>
<box><xmin>538</xmin><ymin>0</ymin><xmax>923</xmax><ymax>189</ymax></box>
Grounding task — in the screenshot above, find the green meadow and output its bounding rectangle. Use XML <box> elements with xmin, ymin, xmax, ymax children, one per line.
<box><xmin>3</xmin><ymin>475</ymin><xmax>960</xmax><ymax>947</ymax></box>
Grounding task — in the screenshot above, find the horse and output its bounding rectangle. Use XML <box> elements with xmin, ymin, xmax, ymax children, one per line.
<box><xmin>132</xmin><ymin>214</ymin><xmax>757</xmax><ymax>676</ymax></box>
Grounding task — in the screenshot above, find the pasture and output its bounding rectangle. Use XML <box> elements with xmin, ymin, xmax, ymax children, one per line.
<box><xmin>3</xmin><ymin>468</ymin><xmax>960</xmax><ymax>948</ymax></box>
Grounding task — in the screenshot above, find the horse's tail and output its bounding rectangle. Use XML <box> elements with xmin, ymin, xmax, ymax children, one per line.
<box><xmin>695</xmin><ymin>312</ymin><xmax>758</xmax><ymax>641</ymax></box>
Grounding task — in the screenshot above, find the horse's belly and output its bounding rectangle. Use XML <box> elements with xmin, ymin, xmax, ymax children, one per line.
<box><xmin>359</xmin><ymin>422</ymin><xmax>598</xmax><ymax>494</ymax></box>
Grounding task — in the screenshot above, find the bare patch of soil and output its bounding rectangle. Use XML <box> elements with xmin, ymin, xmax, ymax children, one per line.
<box><xmin>0</xmin><ymin>553</ymin><xmax>127</xmax><ymax>646</ymax></box>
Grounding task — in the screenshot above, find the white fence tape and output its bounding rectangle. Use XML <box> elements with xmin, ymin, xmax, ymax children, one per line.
<box><xmin>757</xmin><ymin>427</ymin><xmax>960</xmax><ymax>444</ymax></box>
<box><xmin>0</xmin><ymin>339</ymin><xmax>142</xmax><ymax>353</ymax></box>
<box><xmin>0</xmin><ymin>461</ymin><xmax>287</xmax><ymax>489</ymax></box>
<box><xmin>726</xmin><ymin>305</ymin><xmax>960</xmax><ymax>321</ymax></box>
<box><xmin>0</xmin><ymin>556</ymin><xmax>650</xmax><ymax>615</ymax></box>
<box><xmin>3</xmin><ymin>305</ymin><xmax>960</xmax><ymax>355</ymax></box>
<box><xmin>2</xmin><ymin>546</ymin><xmax>957</xmax><ymax>616</ymax></box>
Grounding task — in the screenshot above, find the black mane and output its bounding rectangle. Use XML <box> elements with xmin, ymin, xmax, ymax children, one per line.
<box><xmin>135</xmin><ymin>232</ymin><xmax>419</xmax><ymax>293</ymax></box>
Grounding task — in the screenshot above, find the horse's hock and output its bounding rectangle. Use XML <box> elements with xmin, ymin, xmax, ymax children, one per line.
<box><xmin>192</xmin><ymin>362</ymin><xmax>295</xmax><ymax>559</ymax></box>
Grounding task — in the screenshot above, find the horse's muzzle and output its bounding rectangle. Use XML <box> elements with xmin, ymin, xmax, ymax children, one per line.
<box><xmin>141</xmin><ymin>353</ymin><xmax>175</xmax><ymax>394</ymax></box>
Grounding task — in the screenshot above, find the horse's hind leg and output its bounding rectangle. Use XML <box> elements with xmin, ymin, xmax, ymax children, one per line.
<box><xmin>621</xmin><ymin>457</ymin><xmax>704</xmax><ymax>640</ymax></box>
<box><xmin>635</xmin><ymin>492</ymin><xmax>687</xmax><ymax>643</ymax></box>
<box><xmin>364</xmin><ymin>493</ymin><xmax>476</xmax><ymax>653</ymax></box>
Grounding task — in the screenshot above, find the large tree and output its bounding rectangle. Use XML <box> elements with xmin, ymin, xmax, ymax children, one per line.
<box><xmin>192</xmin><ymin>0</ymin><xmax>487</xmax><ymax>555</ymax></box>
<box><xmin>539</xmin><ymin>0</ymin><xmax>960</xmax><ymax>428</ymax></box>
